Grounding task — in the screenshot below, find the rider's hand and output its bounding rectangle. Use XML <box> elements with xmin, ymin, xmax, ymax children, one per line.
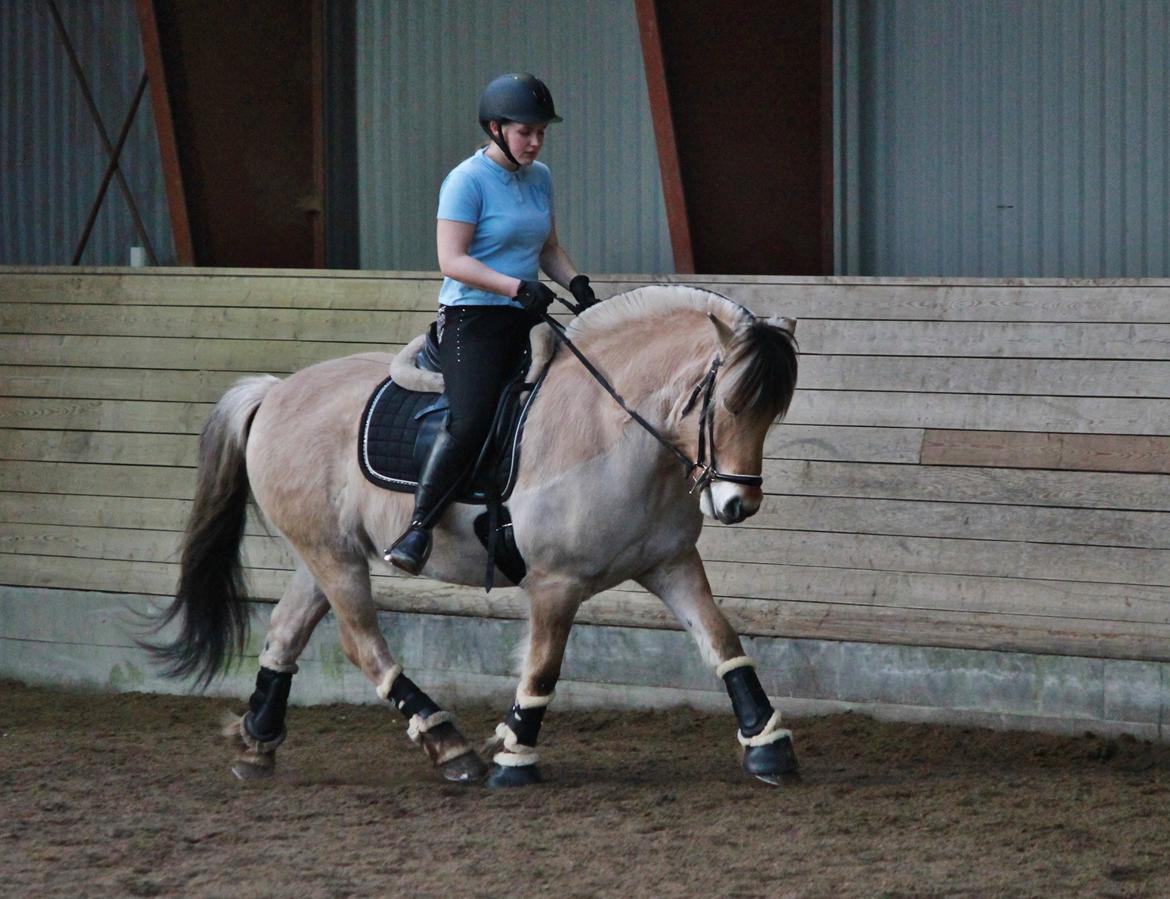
<box><xmin>514</xmin><ymin>280</ymin><xmax>556</xmax><ymax>315</ymax></box>
<box><xmin>569</xmin><ymin>274</ymin><xmax>598</xmax><ymax>310</ymax></box>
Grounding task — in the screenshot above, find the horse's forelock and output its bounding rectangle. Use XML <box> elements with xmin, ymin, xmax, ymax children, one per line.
<box><xmin>723</xmin><ymin>319</ymin><xmax>799</xmax><ymax>423</ymax></box>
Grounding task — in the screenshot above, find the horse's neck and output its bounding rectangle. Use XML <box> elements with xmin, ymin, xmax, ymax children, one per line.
<box><xmin>519</xmin><ymin>317</ymin><xmax>712</xmax><ymax>486</ymax></box>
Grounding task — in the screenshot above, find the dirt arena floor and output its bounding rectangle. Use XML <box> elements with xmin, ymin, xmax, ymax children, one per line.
<box><xmin>3</xmin><ymin>680</ymin><xmax>1170</xmax><ymax>898</ymax></box>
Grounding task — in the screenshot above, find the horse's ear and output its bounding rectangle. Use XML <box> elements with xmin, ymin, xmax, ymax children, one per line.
<box><xmin>707</xmin><ymin>312</ymin><xmax>737</xmax><ymax>352</ymax></box>
<box><xmin>765</xmin><ymin>315</ymin><xmax>797</xmax><ymax>336</ymax></box>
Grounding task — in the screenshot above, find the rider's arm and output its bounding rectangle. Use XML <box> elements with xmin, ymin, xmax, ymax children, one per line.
<box><xmin>437</xmin><ymin>218</ymin><xmax>524</xmax><ymax>297</ymax></box>
<box><xmin>538</xmin><ymin>219</ymin><xmax>582</xmax><ymax>289</ymax></box>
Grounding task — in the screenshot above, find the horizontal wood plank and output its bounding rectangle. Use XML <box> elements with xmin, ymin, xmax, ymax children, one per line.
<box><xmin>4</xmin><ymin>457</ymin><xmax>1166</xmax><ymax>513</ymax></box>
<box><xmin>799</xmin><ymin>356</ymin><xmax>1170</xmax><ymax>398</ymax></box>
<box><xmin>603</xmin><ymin>279</ymin><xmax>1170</xmax><ymax>324</ymax></box>
<box><xmin>0</xmin><ymin>303</ymin><xmax>436</xmax><ymax>344</ymax></box>
<box><xmin>0</xmin><ymin>271</ymin><xmax>443</xmax><ymax>310</ymax></box>
<box><xmin>796</xmin><ymin>320</ymin><xmax>1170</xmax><ymax>359</ymax></box>
<box><xmin>5</xmin><ymin>552</ymin><xmax>1170</xmax><ymax>661</ymax></box>
<box><xmin>749</xmin><ymin>495</ymin><xmax>1170</xmax><ymax>550</ymax></box>
<box><xmin>7</xmin><ymin>490</ymin><xmax>1168</xmax><ymax>552</ymax></box>
<box><xmin>0</xmin><ymin>334</ymin><xmax>401</xmax><ymax>372</ymax></box>
<box><xmin>0</xmin><ymin>397</ymin><xmax>212</xmax><ymax>434</ymax></box>
<box><xmin>7</xmin><ymin>301</ymin><xmax>1170</xmax><ymax>361</ymax></box>
<box><xmin>788</xmin><ymin>390</ymin><xmax>1170</xmax><ymax>434</ymax></box>
<box><xmin>0</xmin><ymin>366</ymin><xmax>249</xmax><ymax>403</ymax></box>
<box><xmin>696</xmin><ymin>527</ymin><xmax>1170</xmax><ymax>588</ymax></box>
<box><xmin>763</xmin><ymin>459</ymin><xmax>1170</xmax><ymax>511</ymax></box>
<box><xmin>921</xmin><ymin>430</ymin><xmax>1170</xmax><ymax>474</ymax></box>
<box><xmin>14</xmin><ymin>358</ymin><xmax>1163</xmax><ymax>403</ymax></box>
<box><xmin>5</xmin><ymin>270</ymin><xmax>1170</xmax><ymax>323</ymax></box>
<box><xmin>6</xmin><ymin>522</ymin><xmax>1170</xmax><ymax>619</ymax></box>
<box><xmin>0</xmin><ymin>419</ymin><xmax>919</xmax><ymax>469</ymax></box>
<box><xmin>0</xmin><ymin>429</ymin><xmax>195</xmax><ymax>466</ymax></box>
<box><xmin>2</xmin><ymin>390</ymin><xmax>1164</xmax><ymax>440</ymax></box>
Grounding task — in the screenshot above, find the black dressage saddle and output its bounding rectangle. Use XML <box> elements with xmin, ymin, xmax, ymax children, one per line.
<box><xmin>358</xmin><ymin>323</ymin><xmax>551</xmax><ymax>587</ymax></box>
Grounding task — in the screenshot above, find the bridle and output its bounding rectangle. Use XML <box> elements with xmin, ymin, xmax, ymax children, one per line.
<box><xmin>539</xmin><ymin>304</ymin><xmax>765</xmax><ymax>497</ymax></box>
<box><xmin>679</xmin><ymin>356</ymin><xmax>765</xmax><ymax>495</ymax></box>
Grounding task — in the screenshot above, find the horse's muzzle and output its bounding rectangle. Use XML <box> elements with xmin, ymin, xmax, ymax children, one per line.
<box><xmin>705</xmin><ymin>482</ymin><xmax>763</xmax><ymax>524</ymax></box>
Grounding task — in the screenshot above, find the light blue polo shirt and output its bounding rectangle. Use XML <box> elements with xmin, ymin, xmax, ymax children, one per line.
<box><xmin>437</xmin><ymin>148</ymin><xmax>553</xmax><ymax>307</ymax></box>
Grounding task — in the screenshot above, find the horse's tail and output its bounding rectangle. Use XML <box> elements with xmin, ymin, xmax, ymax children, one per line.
<box><xmin>145</xmin><ymin>375</ymin><xmax>280</xmax><ymax>687</ymax></box>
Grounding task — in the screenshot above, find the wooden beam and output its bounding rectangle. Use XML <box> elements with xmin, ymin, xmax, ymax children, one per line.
<box><xmin>310</xmin><ymin>0</ymin><xmax>326</xmax><ymax>268</ymax></box>
<box><xmin>135</xmin><ymin>0</ymin><xmax>195</xmax><ymax>264</ymax></box>
<box><xmin>819</xmin><ymin>0</ymin><xmax>835</xmax><ymax>274</ymax></box>
<box><xmin>634</xmin><ymin>0</ymin><xmax>695</xmax><ymax>274</ymax></box>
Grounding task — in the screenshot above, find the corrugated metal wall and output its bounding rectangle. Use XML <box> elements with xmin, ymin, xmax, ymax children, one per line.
<box><xmin>1</xmin><ymin>0</ymin><xmax>175</xmax><ymax>266</ymax></box>
<box><xmin>354</xmin><ymin>0</ymin><xmax>672</xmax><ymax>275</ymax></box>
<box><xmin>836</xmin><ymin>0</ymin><xmax>1170</xmax><ymax>277</ymax></box>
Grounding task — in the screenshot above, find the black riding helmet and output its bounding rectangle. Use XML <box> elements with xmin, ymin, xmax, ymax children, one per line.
<box><xmin>478</xmin><ymin>73</ymin><xmax>562</xmax><ymax>167</ymax></box>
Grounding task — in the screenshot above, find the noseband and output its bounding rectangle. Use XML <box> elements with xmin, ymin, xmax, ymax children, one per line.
<box><xmin>540</xmin><ymin>308</ymin><xmax>765</xmax><ymax>494</ymax></box>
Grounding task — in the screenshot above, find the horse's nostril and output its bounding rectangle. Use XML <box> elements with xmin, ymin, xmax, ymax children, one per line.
<box><xmin>725</xmin><ymin>496</ymin><xmax>743</xmax><ymax>522</ymax></box>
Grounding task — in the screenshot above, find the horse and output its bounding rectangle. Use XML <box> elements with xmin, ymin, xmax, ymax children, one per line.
<box><xmin>149</xmin><ymin>284</ymin><xmax>800</xmax><ymax>786</ymax></box>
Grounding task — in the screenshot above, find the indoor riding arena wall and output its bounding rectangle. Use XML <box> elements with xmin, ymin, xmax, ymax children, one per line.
<box><xmin>2</xmin><ymin>268</ymin><xmax>1168</xmax><ymax>739</ymax></box>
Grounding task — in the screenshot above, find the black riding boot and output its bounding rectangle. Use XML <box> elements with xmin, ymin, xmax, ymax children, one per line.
<box><xmin>384</xmin><ymin>426</ymin><xmax>467</xmax><ymax>575</ymax></box>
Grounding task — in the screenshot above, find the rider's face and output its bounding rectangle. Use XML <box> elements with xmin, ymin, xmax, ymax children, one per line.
<box><xmin>496</xmin><ymin>121</ymin><xmax>546</xmax><ymax>166</ymax></box>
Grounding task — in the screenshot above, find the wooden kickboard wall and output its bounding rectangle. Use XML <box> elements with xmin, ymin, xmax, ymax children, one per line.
<box><xmin>1</xmin><ymin>268</ymin><xmax>1169</xmax><ymax>663</ymax></box>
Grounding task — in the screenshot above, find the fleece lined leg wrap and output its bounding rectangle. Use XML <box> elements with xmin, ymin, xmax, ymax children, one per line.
<box><xmin>377</xmin><ymin>666</ymin><xmax>467</xmax><ymax>761</ymax></box>
<box><xmin>493</xmin><ymin>690</ymin><xmax>553</xmax><ymax>767</ymax></box>
<box><xmin>378</xmin><ymin>667</ymin><xmax>442</xmax><ymax>722</ymax></box>
<box><xmin>720</xmin><ymin>657</ymin><xmax>789</xmax><ymax>743</ymax></box>
<box><xmin>241</xmin><ymin>666</ymin><xmax>293</xmax><ymax>752</ymax></box>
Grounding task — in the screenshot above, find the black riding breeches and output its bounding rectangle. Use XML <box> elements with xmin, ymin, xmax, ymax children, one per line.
<box><xmin>436</xmin><ymin>304</ymin><xmax>538</xmax><ymax>471</ymax></box>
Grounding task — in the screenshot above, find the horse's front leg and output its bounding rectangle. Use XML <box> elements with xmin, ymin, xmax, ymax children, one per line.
<box><xmin>226</xmin><ymin>563</ymin><xmax>328</xmax><ymax>780</ymax></box>
<box><xmin>485</xmin><ymin>580</ymin><xmax>584</xmax><ymax>787</ymax></box>
<box><xmin>637</xmin><ymin>548</ymin><xmax>799</xmax><ymax>785</ymax></box>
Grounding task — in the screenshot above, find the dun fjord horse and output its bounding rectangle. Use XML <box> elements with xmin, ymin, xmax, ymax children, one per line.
<box><xmin>151</xmin><ymin>285</ymin><xmax>799</xmax><ymax>786</ymax></box>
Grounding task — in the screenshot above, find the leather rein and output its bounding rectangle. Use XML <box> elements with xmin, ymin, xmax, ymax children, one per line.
<box><xmin>539</xmin><ymin>302</ymin><xmax>764</xmax><ymax>495</ymax></box>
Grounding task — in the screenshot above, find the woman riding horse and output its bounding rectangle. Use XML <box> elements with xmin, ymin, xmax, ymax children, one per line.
<box><xmin>385</xmin><ymin>72</ymin><xmax>598</xmax><ymax>575</ymax></box>
<box><xmin>149</xmin><ymin>77</ymin><xmax>801</xmax><ymax>789</ymax></box>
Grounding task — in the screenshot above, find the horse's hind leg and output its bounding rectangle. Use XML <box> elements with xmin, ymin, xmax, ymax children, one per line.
<box><xmin>485</xmin><ymin>583</ymin><xmax>584</xmax><ymax>787</ymax></box>
<box><xmin>300</xmin><ymin>548</ymin><xmax>487</xmax><ymax>783</ymax></box>
<box><xmin>637</xmin><ymin>548</ymin><xmax>799</xmax><ymax>785</ymax></box>
<box><xmin>227</xmin><ymin>563</ymin><xmax>329</xmax><ymax>780</ymax></box>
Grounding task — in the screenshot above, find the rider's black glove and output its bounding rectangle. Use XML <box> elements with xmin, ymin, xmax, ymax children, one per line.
<box><xmin>514</xmin><ymin>279</ymin><xmax>556</xmax><ymax>316</ymax></box>
<box><xmin>569</xmin><ymin>274</ymin><xmax>598</xmax><ymax>310</ymax></box>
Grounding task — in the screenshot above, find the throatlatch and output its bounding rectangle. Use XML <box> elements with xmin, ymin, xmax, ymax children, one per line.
<box><xmin>243</xmin><ymin>666</ymin><xmax>294</xmax><ymax>751</ymax></box>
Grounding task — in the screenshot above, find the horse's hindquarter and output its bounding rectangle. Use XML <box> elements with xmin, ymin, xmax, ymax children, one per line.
<box><xmin>246</xmin><ymin>352</ymin><xmax>401</xmax><ymax>547</ymax></box>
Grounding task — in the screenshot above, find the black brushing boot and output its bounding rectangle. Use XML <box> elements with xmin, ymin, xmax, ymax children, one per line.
<box><xmin>385</xmin><ymin>426</ymin><xmax>467</xmax><ymax>575</ymax></box>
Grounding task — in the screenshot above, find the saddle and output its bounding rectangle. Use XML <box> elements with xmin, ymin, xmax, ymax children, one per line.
<box><xmin>358</xmin><ymin>322</ymin><xmax>557</xmax><ymax>588</ymax></box>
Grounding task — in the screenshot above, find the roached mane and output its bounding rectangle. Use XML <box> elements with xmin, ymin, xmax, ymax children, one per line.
<box><xmin>567</xmin><ymin>284</ymin><xmax>798</xmax><ymax>423</ymax></box>
<box><xmin>565</xmin><ymin>284</ymin><xmax>748</xmax><ymax>342</ymax></box>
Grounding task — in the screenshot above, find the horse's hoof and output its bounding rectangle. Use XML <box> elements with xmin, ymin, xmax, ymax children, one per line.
<box><xmin>439</xmin><ymin>750</ymin><xmax>489</xmax><ymax>783</ymax></box>
<box><xmin>743</xmin><ymin>737</ymin><xmax>800</xmax><ymax>785</ymax></box>
<box><xmin>230</xmin><ymin>753</ymin><xmax>275</xmax><ymax>781</ymax></box>
<box><xmin>486</xmin><ymin>763</ymin><xmax>543</xmax><ymax>788</ymax></box>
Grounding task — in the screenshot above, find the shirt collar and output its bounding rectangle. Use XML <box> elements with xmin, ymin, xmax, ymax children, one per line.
<box><xmin>476</xmin><ymin>146</ymin><xmax>527</xmax><ymax>183</ymax></box>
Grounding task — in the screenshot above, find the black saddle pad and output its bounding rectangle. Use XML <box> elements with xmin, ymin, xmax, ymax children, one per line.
<box><xmin>357</xmin><ymin>369</ymin><xmax>544</xmax><ymax>504</ymax></box>
<box><xmin>359</xmin><ymin>380</ymin><xmax>447</xmax><ymax>492</ymax></box>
